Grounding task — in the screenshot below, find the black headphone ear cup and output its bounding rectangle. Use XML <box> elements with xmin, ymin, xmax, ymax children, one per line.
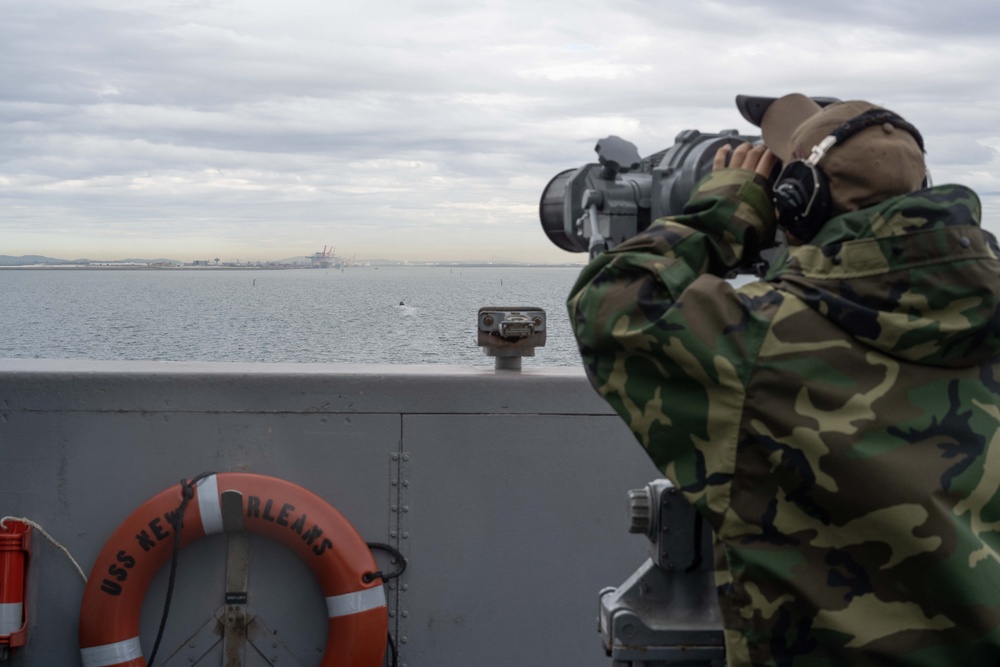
<box><xmin>772</xmin><ymin>162</ymin><xmax>831</xmax><ymax>242</ymax></box>
<box><xmin>773</xmin><ymin>165</ymin><xmax>811</xmax><ymax>220</ymax></box>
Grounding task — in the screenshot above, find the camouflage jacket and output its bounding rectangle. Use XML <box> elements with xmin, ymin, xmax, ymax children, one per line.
<box><xmin>568</xmin><ymin>169</ymin><xmax>1000</xmax><ymax>666</ymax></box>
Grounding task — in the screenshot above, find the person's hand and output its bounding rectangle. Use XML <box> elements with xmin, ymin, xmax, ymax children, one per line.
<box><xmin>713</xmin><ymin>142</ymin><xmax>778</xmax><ymax>181</ymax></box>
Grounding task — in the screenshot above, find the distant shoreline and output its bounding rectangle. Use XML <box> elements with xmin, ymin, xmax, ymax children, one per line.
<box><xmin>0</xmin><ymin>264</ymin><xmax>297</xmax><ymax>270</ymax></box>
<box><xmin>0</xmin><ymin>263</ymin><xmax>585</xmax><ymax>270</ymax></box>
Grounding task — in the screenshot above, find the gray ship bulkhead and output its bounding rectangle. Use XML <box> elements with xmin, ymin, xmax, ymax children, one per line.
<box><xmin>0</xmin><ymin>359</ymin><xmax>663</xmax><ymax>666</ymax></box>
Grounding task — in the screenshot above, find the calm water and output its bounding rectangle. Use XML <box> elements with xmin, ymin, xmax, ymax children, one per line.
<box><xmin>0</xmin><ymin>266</ymin><xmax>586</xmax><ymax>367</ymax></box>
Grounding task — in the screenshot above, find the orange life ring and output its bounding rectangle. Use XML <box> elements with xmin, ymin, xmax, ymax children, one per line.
<box><xmin>79</xmin><ymin>473</ymin><xmax>387</xmax><ymax>667</ymax></box>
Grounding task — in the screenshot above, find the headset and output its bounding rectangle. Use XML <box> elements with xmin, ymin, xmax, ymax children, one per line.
<box><xmin>772</xmin><ymin>109</ymin><xmax>926</xmax><ymax>242</ymax></box>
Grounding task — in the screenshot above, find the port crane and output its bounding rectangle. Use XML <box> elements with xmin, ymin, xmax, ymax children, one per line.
<box><xmin>310</xmin><ymin>245</ymin><xmax>336</xmax><ymax>269</ymax></box>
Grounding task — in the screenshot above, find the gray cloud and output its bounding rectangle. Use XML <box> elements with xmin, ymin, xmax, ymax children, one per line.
<box><xmin>2</xmin><ymin>0</ymin><xmax>1000</xmax><ymax>262</ymax></box>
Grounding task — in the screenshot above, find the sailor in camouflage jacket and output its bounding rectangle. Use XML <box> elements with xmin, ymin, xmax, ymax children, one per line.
<box><xmin>568</xmin><ymin>102</ymin><xmax>1000</xmax><ymax>665</ymax></box>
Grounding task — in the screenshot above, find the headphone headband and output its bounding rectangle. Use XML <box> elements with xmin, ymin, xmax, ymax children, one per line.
<box><xmin>806</xmin><ymin>109</ymin><xmax>925</xmax><ymax>167</ymax></box>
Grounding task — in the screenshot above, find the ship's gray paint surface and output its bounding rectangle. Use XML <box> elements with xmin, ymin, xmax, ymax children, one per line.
<box><xmin>0</xmin><ymin>360</ymin><xmax>662</xmax><ymax>666</ymax></box>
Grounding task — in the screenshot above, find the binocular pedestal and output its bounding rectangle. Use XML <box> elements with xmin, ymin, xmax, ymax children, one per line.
<box><xmin>599</xmin><ymin>480</ymin><xmax>725</xmax><ymax>666</ymax></box>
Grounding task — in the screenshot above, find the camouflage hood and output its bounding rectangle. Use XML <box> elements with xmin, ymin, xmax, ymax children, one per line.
<box><xmin>766</xmin><ymin>184</ymin><xmax>1000</xmax><ymax>367</ymax></box>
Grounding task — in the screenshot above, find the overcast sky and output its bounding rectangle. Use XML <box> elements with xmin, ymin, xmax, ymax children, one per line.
<box><xmin>3</xmin><ymin>0</ymin><xmax>1000</xmax><ymax>263</ymax></box>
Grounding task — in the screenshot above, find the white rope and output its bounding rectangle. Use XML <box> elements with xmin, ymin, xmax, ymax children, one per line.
<box><xmin>0</xmin><ymin>516</ymin><xmax>88</xmax><ymax>583</ymax></box>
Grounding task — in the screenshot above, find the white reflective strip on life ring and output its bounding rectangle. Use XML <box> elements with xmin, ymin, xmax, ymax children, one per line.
<box><xmin>197</xmin><ymin>474</ymin><xmax>224</xmax><ymax>536</ymax></box>
<box><xmin>326</xmin><ymin>586</ymin><xmax>386</xmax><ymax>618</ymax></box>
<box><xmin>0</xmin><ymin>602</ymin><xmax>23</xmax><ymax>635</ymax></box>
<box><xmin>80</xmin><ymin>636</ymin><xmax>142</xmax><ymax>667</ymax></box>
